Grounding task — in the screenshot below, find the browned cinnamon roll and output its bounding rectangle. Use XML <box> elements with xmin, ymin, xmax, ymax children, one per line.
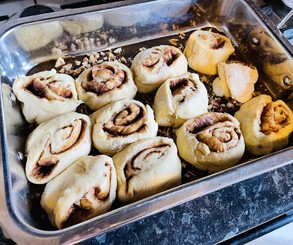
<box><xmin>75</xmin><ymin>61</ymin><xmax>137</xmax><ymax>110</ymax></box>
<box><xmin>113</xmin><ymin>137</ymin><xmax>181</xmax><ymax>203</ymax></box>
<box><xmin>91</xmin><ymin>99</ymin><xmax>158</xmax><ymax>155</ymax></box>
<box><xmin>131</xmin><ymin>45</ymin><xmax>188</xmax><ymax>93</ymax></box>
<box><xmin>25</xmin><ymin>112</ymin><xmax>91</xmax><ymax>184</ymax></box>
<box><xmin>176</xmin><ymin>112</ymin><xmax>245</xmax><ymax>172</ymax></box>
<box><xmin>41</xmin><ymin>155</ymin><xmax>117</xmax><ymax>229</ymax></box>
<box><xmin>12</xmin><ymin>69</ymin><xmax>82</xmax><ymax>124</ymax></box>
<box><xmin>235</xmin><ymin>94</ymin><xmax>293</xmax><ymax>155</ymax></box>
<box><xmin>154</xmin><ymin>72</ymin><xmax>208</xmax><ymax>127</ymax></box>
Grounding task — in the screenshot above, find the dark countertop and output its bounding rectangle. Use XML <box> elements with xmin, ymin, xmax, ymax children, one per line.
<box><xmin>0</xmin><ymin>1</ymin><xmax>292</xmax><ymax>244</ymax></box>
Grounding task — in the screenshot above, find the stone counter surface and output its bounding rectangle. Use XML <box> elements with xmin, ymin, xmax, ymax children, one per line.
<box><xmin>0</xmin><ymin>0</ymin><xmax>292</xmax><ymax>244</ymax></box>
<box><xmin>81</xmin><ymin>164</ymin><xmax>293</xmax><ymax>245</ymax></box>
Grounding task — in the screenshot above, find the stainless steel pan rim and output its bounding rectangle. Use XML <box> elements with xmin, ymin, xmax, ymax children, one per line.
<box><xmin>0</xmin><ymin>0</ymin><xmax>292</xmax><ymax>244</ymax></box>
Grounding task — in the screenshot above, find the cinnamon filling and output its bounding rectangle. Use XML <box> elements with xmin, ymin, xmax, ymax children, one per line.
<box><xmin>188</xmin><ymin>113</ymin><xmax>241</xmax><ymax>152</ymax></box>
<box><xmin>82</xmin><ymin>64</ymin><xmax>126</xmax><ymax>95</ymax></box>
<box><xmin>124</xmin><ymin>143</ymin><xmax>170</xmax><ymax>184</ymax></box>
<box><xmin>32</xmin><ymin>119</ymin><xmax>87</xmax><ymax>179</ymax></box>
<box><xmin>187</xmin><ymin>113</ymin><xmax>229</xmax><ymax>134</ymax></box>
<box><xmin>163</xmin><ymin>48</ymin><xmax>180</xmax><ymax>66</ymax></box>
<box><xmin>142</xmin><ymin>47</ymin><xmax>179</xmax><ymax>68</ymax></box>
<box><xmin>26</xmin><ymin>77</ymin><xmax>73</xmax><ymax>100</ymax></box>
<box><xmin>103</xmin><ymin>104</ymin><xmax>146</xmax><ymax>136</ymax></box>
<box><xmin>31</xmin><ymin>156</ymin><xmax>59</xmax><ymax>179</ymax></box>
<box><xmin>62</xmin><ymin>203</ymin><xmax>93</xmax><ymax>229</ymax></box>
<box><xmin>143</xmin><ymin>50</ymin><xmax>160</xmax><ymax>68</ymax></box>
<box><xmin>61</xmin><ymin>162</ymin><xmax>112</xmax><ymax>228</ymax></box>
<box><xmin>170</xmin><ymin>78</ymin><xmax>196</xmax><ymax>97</ymax></box>
<box><xmin>261</xmin><ymin>102</ymin><xmax>290</xmax><ymax>135</ymax></box>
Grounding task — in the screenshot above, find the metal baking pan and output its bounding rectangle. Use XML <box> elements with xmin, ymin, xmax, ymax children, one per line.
<box><xmin>0</xmin><ymin>0</ymin><xmax>292</xmax><ymax>244</ymax></box>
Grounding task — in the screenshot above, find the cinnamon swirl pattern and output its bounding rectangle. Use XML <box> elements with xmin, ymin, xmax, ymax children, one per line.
<box><xmin>235</xmin><ymin>95</ymin><xmax>293</xmax><ymax>155</ymax></box>
<box><xmin>12</xmin><ymin>69</ymin><xmax>82</xmax><ymax>124</ymax></box>
<box><xmin>184</xmin><ymin>30</ymin><xmax>235</xmax><ymax>75</ymax></box>
<box><xmin>25</xmin><ymin>112</ymin><xmax>91</xmax><ymax>184</ymax></box>
<box><xmin>154</xmin><ymin>73</ymin><xmax>208</xmax><ymax>127</ymax></box>
<box><xmin>113</xmin><ymin>137</ymin><xmax>181</xmax><ymax>203</ymax></box>
<box><xmin>131</xmin><ymin>45</ymin><xmax>188</xmax><ymax>93</ymax></box>
<box><xmin>75</xmin><ymin>61</ymin><xmax>137</xmax><ymax>110</ymax></box>
<box><xmin>41</xmin><ymin>155</ymin><xmax>117</xmax><ymax>229</ymax></box>
<box><xmin>91</xmin><ymin>99</ymin><xmax>158</xmax><ymax>155</ymax></box>
<box><xmin>176</xmin><ymin>112</ymin><xmax>245</xmax><ymax>172</ymax></box>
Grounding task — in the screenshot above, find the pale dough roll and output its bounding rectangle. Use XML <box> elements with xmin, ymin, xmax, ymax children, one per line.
<box><xmin>75</xmin><ymin>61</ymin><xmax>137</xmax><ymax>110</ymax></box>
<box><xmin>113</xmin><ymin>137</ymin><xmax>181</xmax><ymax>203</ymax></box>
<box><xmin>61</xmin><ymin>14</ymin><xmax>103</xmax><ymax>35</ymax></box>
<box><xmin>176</xmin><ymin>112</ymin><xmax>245</xmax><ymax>172</ymax></box>
<box><xmin>234</xmin><ymin>94</ymin><xmax>293</xmax><ymax>155</ymax></box>
<box><xmin>15</xmin><ymin>22</ymin><xmax>63</xmax><ymax>51</ymax></box>
<box><xmin>91</xmin><ymin>99</ymin><xmax>158</xmax><ymax>155</ymax></box>
<box><xmin>12</xmin><ymin>69</ymin><xmax>82</xmax><ymax>124</ymax></box>
<box><xmin>184</xmin><ymin>30</ymin><xmax>235</xmax><ymax>75</ymax></box>
<box><xmin>41</xmin><ymin>155</ymin><xmax>116</xmax><ymax>229</ymax></box>
<box><xmin>25</xmin><ymin>112</ymin><xmax>91</xmax><ymax>184</ymax></box>
<box><xmin>131</xmin><ymin>45</ymin><xmax>188</xmax><ymax>93</ymax></box>
<box><xmin>212</xmin><ymin>61</ymin><xmax>259</xmax><ymax>103</ymax></box>
<box><xmin>154</xmin><ymin>72</ymin><xmax>208</xmax><ymax>127</ymax></box>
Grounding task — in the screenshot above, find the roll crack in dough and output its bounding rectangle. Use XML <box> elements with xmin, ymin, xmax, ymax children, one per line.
<box><xmin>91</xmin><ymin>99</ymin><xmax>158</xmax><ymax>155</ymax></box>
<box><xmin>75</xmin><ymin>61</ymin><xmax>137</xmax><ymax>110</ymax></box>
<box><xmin>113</xmin><ymin>137</ymin><xmax>181</xmax><ymax>203</ymax></box>
<box><xmin>154</xmin><ymin>72</ymin><xmax>208</xmax><ymax>127</ymax></box>
<box><xmin>61</xmin><ymin>14</ymin><xmax>104</xmax><ymax>35</ymax></box>
<box><xmin>25</xmin><ymin>112</ymin><xmax>91</xmax><ymax>184</ymax></box>
<box><xmin>235</xmin><ymin>94</ymin><xmax>293</xmax><ymax>155</ymax></box>
<box><xmin>212</xmin><ymin>61</ymin><xmax>259</xmax><ymax>103</ymax></box>
<box><xmin>12</xmin><ymin>69</ymin><xmax>82</xmax><ymax>124</ymax></box>
<box><xmin>184</xmin><ymin>30</ymin><xmax>235</xmax><ymax>75</ymax></box>
<box><xmin>131</xmin><ymin>45</ymin><xmax>188</xmax><ymax>93</ymax></box>
<box><xmin>41</xmin><ymin>155</ymin><xmax>117</xmax><ymax>229</ymax></box>
<box><xmin>176</xmin><ymin>112</ymin><xmax>245</xmax><ymax>172</ymax></box>
<box><xmin>15</xmin><ymin>22</ymin><xmax>63</xmax><ymax>51</ymax></box>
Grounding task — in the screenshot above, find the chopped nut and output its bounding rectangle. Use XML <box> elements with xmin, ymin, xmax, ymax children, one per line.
<box><xmin>70</xmin><ymin>43</ymin><xmax>77</xmax><ymax>52</ymax></box>
<box><xmin>55</xmin><ymin>57</ymin><xmax>66</xmax><ymax>68</ymax></box>
<box><xmin>109</xmin><ymin>37</ymin><xmax>116</xmax><ymax>44</ymax></box>
<box><xmin>62</xmin><ymin>63</ymin><xmax>73</xmax><ymax>71</ymax></box>
<box><xmin>120</xmin><ymin>57</ymin><xmax>127</xmax><ymax>64</ymax></box>
<box><xmin>52</xmin><ymin>48</ymin><xmax>63</xmax><ymax>56</ymax></box>
<box><xmin>113</xmin><ymin>47</ymin><xmax>122</xmax><ymax>54</ymax></box>
<box><xmin>75</xmin><ymin>60</ymin><xmax>81</xmax><ymax>66</ymax></box>
<box><xmin>169</xmin><ymin>38</ymin><xmax>179</xmax><ymax>46</ymax></box>
<box><xmin>108</xmin><ymin>52</ymin><xmax>116</xmax><ymax>61</ymax></box>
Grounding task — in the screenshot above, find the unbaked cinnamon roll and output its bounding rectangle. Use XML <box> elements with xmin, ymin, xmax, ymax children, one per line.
<box><xmin>184</xmin><ymin>30</ymin><xmax>235</xmax><ymax>75</ymax></box>
<box><xmin>176</xmin><ymin>112</ymin><xmax>245</xmax><ymax>172</ymax></box>
<box><xmin>25</xmin><ymin>112</ymin><xmax>91</xmax><ymax>184</ymax></box>
<box><xmin>213</xmin><ymin>61</ymin><xmax>259</xmax><ymax>103</ymax></box>
<box><xmin>12</xmin><ymin>69</ymin><xmax>82</xmax><ymax>124</ymax></box>
<box><xmin>91</xmin><ymin>99</ymin><xmax>158</xmax><ymax>155</ymax></box>
<box><xmin>60</xmin><ymin>14</ymin><xmax>104</xmax><ymax>35</ymax></box>
<box><xmin>75</xmin><ymin>61</ymin><xmax>137</xmax><ymax>110</ymax></box>
<box><xmin>113</xmin><ymin>137</ymin><xmax>181</xmax><ymax>203</ymax></box>
<box><xmin>235</xmin><ymin>95</ymin><xmax>293</xmax><ymax>155</ymax></box>
<box><xmin>41</xmin><ymin>155</ymin><xmax>116</xmax><ymax>229</ymax></box>
<box><xmin>154</xmin><ymin>72</ymin><xmax>208</xmax><ymax>127</ymax></box>
<box><xmin>131</xmin><ymin>45</ymin><xmax>188</xmax><ymax>93</ymax></box>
